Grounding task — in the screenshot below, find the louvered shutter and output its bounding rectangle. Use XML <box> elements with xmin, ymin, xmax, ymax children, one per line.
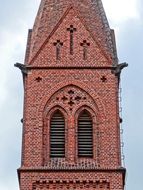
<box><xmin>50</xmin><ymin>111</ymin><xmax>65</xmax><ymax>158</ymax></box>
<box><xmin>78</xmin><ymin>111</ymin><xmax>93</xmax><ymax>157</ymax></box>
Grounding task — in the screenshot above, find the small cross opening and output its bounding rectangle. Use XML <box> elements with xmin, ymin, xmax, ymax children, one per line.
<box><xmin>53</xmin><ymin>40</ymin><xmax>63</xmax><ymax>60</ymax></box>
<box><xmin>75</xmin><ymin>96</ymin><xmax>82</xmax><ymax>101</ymax></box>
<box><xmin>35</xmin><ymin>77</ymin><xmax>42</xmax><ymax>82</ymax></box>
<box><xmin>61</xmin><ymin>96</ymin><xmax>68</xmax><ymax>102</ymax></box>
<box><xmin>68</xmin><ymin>100</ymin><xmax>74</xmax><ymax>106</ymax></box>
<box><xmin>68</xmin><ymin>90</ymin><xmax>74</xmax><ymax>95</ymax></box>
<box><xmin>101</xmin><ymin>76</ymin><xmax>107</xmax><ymax>82</ymax></box>
<box><xmin>80</xmin><ymin>40</ymin><xmax>90</xmax><ymax>60</ymax></box>
<box><xmin>67</xmin><ymin>25</ymin><xmax>77</xmax><ymax>55</ymax></box>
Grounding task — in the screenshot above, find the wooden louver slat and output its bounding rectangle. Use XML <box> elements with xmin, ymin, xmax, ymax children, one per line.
<box><xmin>78</xmin><ymin>111</ymin><xmax>93</xmax><ymax>157</ymax></box>
<box><xmin>50</xmin><ymin>111</ymin><xmax>65</xmax><ymax>158</ymax></box>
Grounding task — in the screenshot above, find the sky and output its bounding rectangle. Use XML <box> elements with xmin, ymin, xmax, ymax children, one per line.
<box><xmin>0</xmin><ymin>0</ymin><xmax>142</xmax><ymax>189</ymax></box>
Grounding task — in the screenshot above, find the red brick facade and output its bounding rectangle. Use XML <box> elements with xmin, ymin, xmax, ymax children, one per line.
<box><xmin>17</xmin><ymin>0</ymin><xmax>126</xmax><ymax>189</ymax></box>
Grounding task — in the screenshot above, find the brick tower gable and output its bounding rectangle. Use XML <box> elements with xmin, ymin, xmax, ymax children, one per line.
<box><xmin>29</xmin><ymin>7</ymin><xmax>111</xmax><ymax>67</ymax></box>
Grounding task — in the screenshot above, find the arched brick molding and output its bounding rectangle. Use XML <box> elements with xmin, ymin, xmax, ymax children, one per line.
<box><xmin>43</xmin><ymin>85</ymin><xmax>99</xmax><ymax>115</ymax></box>
<box><xmin>40</xmin><ymin>80</ymin><xmax>107</xmax><ymax>125</ymax></box>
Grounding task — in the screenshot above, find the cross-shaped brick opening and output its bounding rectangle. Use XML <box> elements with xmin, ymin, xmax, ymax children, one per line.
<box><xmin>67</xmin><ymin>25</ymin><xmax>77</xmax><ymax>33</ymax></box>
<box><xmin>53</xmin><ymin>40</ymin><xmax>63</xmax><ymax>47</ymax></box>
<box><xmin>75</xmin><ymin>96</ymin><xmax>82</xmax><ymax>101</ymax></box>
<box><xmin>35</xmin><ymin>77</ymin><xmax>42</xmax><ymax>82</ymax></box>
<box><xmin>68</xmin><ymin>100</ymin><xmax>74</xmax><ymax>106</ymax></box>
<box><xmin>80</xmin><ymin>40</ymin><xmax>90</xmax><ymax>60</ymax></box>
<box><xmin>68</xmin><ymin>90</ymin><xmax>74</xmax><ymax>95</ymax></box>
<box><xmin>80</xmin><ymin>40</ymin><xmax>90</xmax><ymax>47</ymax></box>
<box><xmin>101</xmin><ymin>76</ymin><xmax>107</xmax><ymax>82</ymax></box>
<box><xmin>67</xmin><ymin>25</ymin><xmax>77</xmax><ymax>55</ymax></box>
<box><xmin>53</xmin><ymin>40</ymin><xmax>63</xmax><ymax>60</ymax></box>
<box><xmin>61</xmin><ymin>96</ymin><xmax>68</xmax><ymax>102</ymax></box>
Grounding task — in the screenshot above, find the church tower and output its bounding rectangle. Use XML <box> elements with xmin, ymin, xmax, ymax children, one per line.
<box><xmin>16</xmin><ymin>0</ymin><xmax>127</xmax><ymax>189</ymax></box>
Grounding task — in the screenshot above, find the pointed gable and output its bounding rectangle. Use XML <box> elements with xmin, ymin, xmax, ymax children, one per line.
<box><xmin>29</xmin><ymin>7</ymin><xmax>111</xmax><ymax>67</ymax></box>
<box><xmin>26</xmin><ymin>0</ymin><xmax>116</xmax><ymax>65</ymax></box>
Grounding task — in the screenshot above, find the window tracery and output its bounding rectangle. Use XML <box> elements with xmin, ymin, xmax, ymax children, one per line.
<box><xmin>45</xmin><ymin>86</ymin><xmax>96</xmax><ymax>113</ymax></box>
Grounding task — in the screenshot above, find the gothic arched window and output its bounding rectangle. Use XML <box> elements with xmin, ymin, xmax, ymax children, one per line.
<box><xmin>50</xmin><ymin>110</ymin><xmax>65</xmax><ymax>158</ymax></box>
<box><xmin>78</xmin><ymin>110</ymin><xmax>93</xmax><ymax>158</ymax></box>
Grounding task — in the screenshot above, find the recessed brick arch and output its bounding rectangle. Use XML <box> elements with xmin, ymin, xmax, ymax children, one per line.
<box><xmin>75</xmin><ymin>105</ymin><xmax>97</xmax><ymax>121</ymax></box>
<box><xmin>41</xmin><ymin>82</ymin><xmax>107</xmax><ymax>165</ymax></box>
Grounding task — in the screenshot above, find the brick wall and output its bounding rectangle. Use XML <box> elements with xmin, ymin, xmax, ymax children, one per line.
<box><xmin>18</xmin><ymin>0</ymin><xmax>125</xmax><ymax>189</ymax></box>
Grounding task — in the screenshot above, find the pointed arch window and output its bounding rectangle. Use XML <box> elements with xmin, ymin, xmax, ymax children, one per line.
<box><xmin>78</xmin><ymin>110</ymin><xmax>93</xmax><ymax>157</ymax></box>
<box><xmin>50</xmin><ymin>110</ymin><xmax>65</xmax><ymax>158</ymax></box>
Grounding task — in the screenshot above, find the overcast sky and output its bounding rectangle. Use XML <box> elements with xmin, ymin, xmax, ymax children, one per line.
<box><xmin>0</xmin><ymin>0</ymin><xmax>142</xmax><ymax>189</ymax></box>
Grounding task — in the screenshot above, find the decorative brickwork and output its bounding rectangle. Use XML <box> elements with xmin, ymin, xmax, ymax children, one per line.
<box><xmin>33</xmin><ymin>180</ymin><xmax>110</xmax><ymax>189</ymax></box>
<box><xmin>17</xmin><ymin>0</ymin><xmax>126</xmax><ymax>189</ymax></box>
<box><xmin>28</xmin><ymin>0</ymin><xmax>115</xmax><ymax>64</ymax></box>
<box><xmin>44</xmin><ymin>85</ymin><xmax>97</xmax><ymax>113</ymax></box>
